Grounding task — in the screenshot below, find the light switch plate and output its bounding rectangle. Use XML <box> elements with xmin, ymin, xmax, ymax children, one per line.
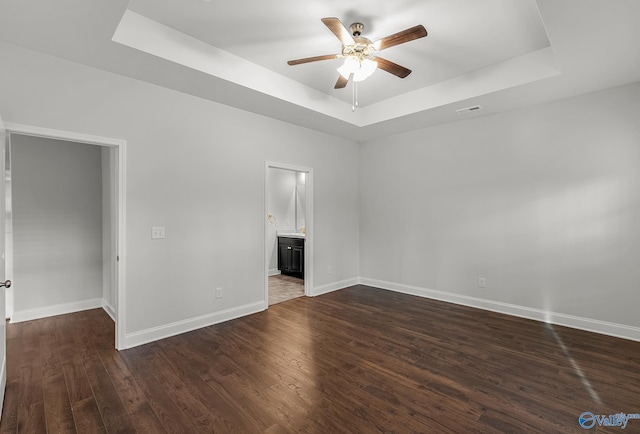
<box><xmin>151</xmin><ymin>227</ymin><xmax>165</xmax><ymax>239</ymax></box>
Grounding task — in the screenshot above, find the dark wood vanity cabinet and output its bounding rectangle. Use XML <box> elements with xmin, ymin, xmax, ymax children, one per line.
<box><xmin>278</xmin><ymin>237</ymin><xmax>304</xmax><ymax>278</ymax></box>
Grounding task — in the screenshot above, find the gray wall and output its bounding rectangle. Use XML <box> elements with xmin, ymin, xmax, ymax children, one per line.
<box><xmin>0</xmin><ymin>41</ymin><xmax>361</xmax><ymax>342</ymax></box>
<box><xmin>360</xmin><ymin>81</ymin><xmax>640</xmax><ymax>328</ymax></box>
<box><xmin>12</xmin><ymin>135</ymin><xmax>103</xmax><ymax>312</ymax></box>
<box><xmin>4</xmin><ymin>39</ymin><xmax>638</xmax><ymax>343</ymax></box>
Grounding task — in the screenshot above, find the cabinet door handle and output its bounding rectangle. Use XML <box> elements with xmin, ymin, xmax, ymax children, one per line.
<box><xmin>287</xmin><ymin>246</ymin><xmax>292</xmax><ymax>250</ymax></box>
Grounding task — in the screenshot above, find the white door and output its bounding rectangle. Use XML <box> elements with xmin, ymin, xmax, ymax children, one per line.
<box><xmin>0</xmin><ymin>115</ymin><xmax>8</xmax><ymax>419</ymax></box>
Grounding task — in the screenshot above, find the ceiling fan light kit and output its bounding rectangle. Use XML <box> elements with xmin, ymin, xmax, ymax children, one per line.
<box><xmin>287</xmin><ymin>17</ymin><xmax>427</xmax><ymax>111</ymax></box>
<box><xmin>337</xmin><ymin>57</ymin><xmax>377</xmax><ymax>82</ymax></box>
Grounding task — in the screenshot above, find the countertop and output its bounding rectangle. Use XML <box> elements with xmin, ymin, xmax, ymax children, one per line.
<box><xmin>277</xmin><ymin>232</ymin><xmax>306</xmax><ymax>239</ymax></box>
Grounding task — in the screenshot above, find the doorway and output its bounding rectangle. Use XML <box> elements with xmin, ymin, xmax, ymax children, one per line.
<box><xmin>265</xmin><ymin>162</ymin><xmax>313</xmax><ymax>306</ymax></box>
<box><xmin>4</xmin><ymin>123</ymin><xmax>126</xmax><ymax>350</ymax></box>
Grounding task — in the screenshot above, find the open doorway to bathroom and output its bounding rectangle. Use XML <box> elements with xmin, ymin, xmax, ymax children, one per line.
<box><xmin>265</xmin><ymin>162</ymin><xmax>312</xmax><ymax>306</ymax></box>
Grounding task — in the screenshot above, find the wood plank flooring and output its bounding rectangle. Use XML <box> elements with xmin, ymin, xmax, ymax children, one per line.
<box><xmin>1</xmin><ymin>285</ymin><xmax>640</xmax><ymax>433</ymax></box>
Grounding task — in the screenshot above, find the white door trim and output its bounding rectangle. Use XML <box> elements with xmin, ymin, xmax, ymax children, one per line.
<box><xmin>265</xmin><ymin>161</ymin><xmax>313</xmax><ymax>304</ymax></box>
<box><xmin>4</xmin><ymin>122</ymin><xmax>127</xmax><ymax>350</ymax></box>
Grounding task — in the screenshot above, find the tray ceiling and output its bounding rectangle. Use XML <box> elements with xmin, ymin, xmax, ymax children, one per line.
<box><xmin>1</xmin><ymin>0</ymin><xmax>640</xmax><ymax>141</ymax></box>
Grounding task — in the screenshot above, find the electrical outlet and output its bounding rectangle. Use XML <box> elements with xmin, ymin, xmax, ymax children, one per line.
<box><xmin>478</xmin><ymin>277</ymin><xmax>486</xmax><ymax>288</ymax></box>
<box><xmin>216</xmin><ymin>287</ymin><xmax>223</xmax><ymax>298</ymax></box>
<box><xmin>151</xmin><ymin>227</ymin><xmax>165</xmax><ymax>239</ymax></box>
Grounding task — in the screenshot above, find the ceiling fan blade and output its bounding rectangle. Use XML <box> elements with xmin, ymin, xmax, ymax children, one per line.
<box><xmin>334</xmin><ymin>74</ymin><xmax>349</xmax><ymax>89</ymax></box>
<box><xmin>321</xmin><ymin>17</ymin><xmax>355</xmax><ymax>45</ymax></box>
<box><xmin>371</xmin><ymin>57</ymin><xmax>412</xmax><ymax>78</ymax></box>
<box><xmin>373</xmin><ymin>25</ymin><xmax>427</xmax><ymax>51</ymax></box>
<box><xmin>287</xmin><ymin>54</ymin><xmax>338</xmax><ymax>66</ymax></box>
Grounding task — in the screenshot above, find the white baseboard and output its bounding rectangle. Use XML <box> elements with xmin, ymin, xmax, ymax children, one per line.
<box><xmin>11</xmin><ymin>298</ymin><xmax>103</xmax><ymax>323</ymax></box>
<box><xmin>359</xmin><ymin>277</ymin><xmax>640</xmax><ymax>342</ymax></box>
<box><xmin>123</xmin><ymin>300</ymin><xmax>267</xmax><ymax>349</ymax></box>
<box><xmin>268</xmin><ymin>269</ymin><xmax>281</xmax><ymax>277</ymax></box>
<box><xmin>102</xmin><ymin>301</ymin><xmax>116</xmax><ymax>322</ymax></box>
<box><xmin>312</xmin><ymin>278</ymin><xmax>359</xmax><ymax>297</ymax></box>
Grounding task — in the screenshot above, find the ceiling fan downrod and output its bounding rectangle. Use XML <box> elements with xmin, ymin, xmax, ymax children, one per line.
<box><xmin>286</xmin><ymin>17</ymin><xmax>428</xmax><ymax>111</ymax></box>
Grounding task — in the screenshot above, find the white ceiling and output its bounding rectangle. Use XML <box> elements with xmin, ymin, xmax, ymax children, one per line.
<box><xmin>1</xmin><ymin>0</ymin><xmax>639</xmax><ymax>142</ymax></box>
<box><xmin>126</xmin><ymin>0</ymin><xmax>551</xmax><ymax>107</ymax></box>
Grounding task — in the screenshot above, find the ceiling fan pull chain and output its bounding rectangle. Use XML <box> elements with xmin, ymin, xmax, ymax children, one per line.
<box><xmin>353</xmin><ymin>80</ymin><xmax>358</xmax><ymax>107</ymax></box>
<box><xmin>352</xmin><ymin>79</ymin><xmax>356</xmax><ymax>112</ymax></box>
<box><xmin>287</xmin><ymin>18</ymin><xmax>427</xmax><ymax>99</ymax></box>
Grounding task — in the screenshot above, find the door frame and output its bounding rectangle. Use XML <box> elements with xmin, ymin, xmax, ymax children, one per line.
<box><xmin>5</xmin><ymin>123</ymin><xmax>127</xmax><ymax>350</ymax></box>
<box><xmin>265</xmin><ymin>161</ymin><xmax>313</xmax><ymax>304</ymax></box>
<box><xmin>0</xmin><ymin>116</ymin><xmax>8</xmax><ymax>421</ymax></box>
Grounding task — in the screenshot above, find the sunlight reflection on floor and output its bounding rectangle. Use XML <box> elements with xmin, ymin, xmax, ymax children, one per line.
<box><xmin>545</xmin><ymin>323</ymin><xmax>602</xmax><ymax>405</ymax></box>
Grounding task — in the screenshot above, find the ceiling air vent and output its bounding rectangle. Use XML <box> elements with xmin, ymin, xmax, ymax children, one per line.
<box><xmin>456</xmin><ymin>105</ymin><xmax>483</xmax><ymax>114</ymax></box>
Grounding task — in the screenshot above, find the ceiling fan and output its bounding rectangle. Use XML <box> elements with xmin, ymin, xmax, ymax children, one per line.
<box><xmin>287</xmin><ymin>17</ymin><xmax>428</xmax><ymax>90</ymax></box>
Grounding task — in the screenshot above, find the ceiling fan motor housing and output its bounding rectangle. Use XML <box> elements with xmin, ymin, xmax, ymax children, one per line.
<box><xmin>343</xmin><ymin>23</ymin><xmax>374</xmax><ymax>59</ymax></box>
<box><xmin>349</xmin><ymin>22</ymin><xmax>364</xmax><ymax>37</ymax></box>
<box><xmin>287</xmin><ymin>17</ymin><xmax>427</xmax><ymax>88</ymax></box>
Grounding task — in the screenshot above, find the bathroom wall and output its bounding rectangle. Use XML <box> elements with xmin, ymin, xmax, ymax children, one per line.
<box><xmin>296</xmin><ymin>172</ymin><xmax>306</xmax><ymax>232</ymax></box>
<box><xmin>267</xmin><ymin>168</ymin><xmax>297</xmax><ymax>274</ymax></box>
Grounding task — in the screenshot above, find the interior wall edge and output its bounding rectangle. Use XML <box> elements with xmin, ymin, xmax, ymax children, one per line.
<box><xmin>358</xmin><ymin>277</ymin><xmax>640</xmax><ymax>342</ymax></box>
<box><xmin>102</xmin><ymin>300</ymin><xmax>116</xmax><ymax>322</ymax></box>
<box><xmin>10</xmin><ymin>297</ymin><xmax>103</xmax><ymax>324</ymax></box>
<box><xmin>312</xmin><ymin>278</ymin><xmax>360</xmax><ymax>297</ymax></box>
<box><xmin>123</xmin><ymin>300</ymin><xmax>266</xmax><ymax>350</ymax></box>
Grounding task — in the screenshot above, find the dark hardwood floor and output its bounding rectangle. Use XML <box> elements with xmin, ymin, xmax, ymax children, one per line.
<box><xmin>1</xmin><ymin>285</ymin><xmax>639</xmax><ymax>433</ymax></box>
